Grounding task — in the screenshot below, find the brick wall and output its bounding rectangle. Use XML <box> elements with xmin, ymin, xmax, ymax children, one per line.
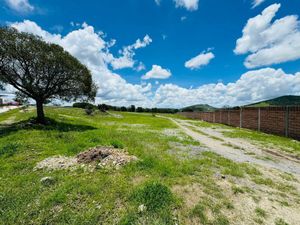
<box><xmin>179</xmin><ymin>106</ymin><xmax>300</xmax><ymax>140</ymax></box>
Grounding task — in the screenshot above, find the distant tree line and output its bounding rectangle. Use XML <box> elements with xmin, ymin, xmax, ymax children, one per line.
<box><xmin>73</xmin><ymin>102</ymin><xmax>179</xmax><ymax>114</ymax></box>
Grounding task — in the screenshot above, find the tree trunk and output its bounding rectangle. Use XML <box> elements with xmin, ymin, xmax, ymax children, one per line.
<box><xmin>36</xmin><ymin>100</ymin><xmax>45</xmax><ymax>124</ymax></box>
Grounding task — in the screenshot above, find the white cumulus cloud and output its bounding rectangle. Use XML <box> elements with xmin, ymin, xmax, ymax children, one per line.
<box><xmin>155</xmin><ymin>0</ymin><xmax>199</xmax><ymax>11</ymax></box>
<box><xmin>234</xmin><ymin>3</ymin><xmax>300</xmax><ymax>68</ymax></box>
<box><xmin>5</xmin><ymin>0</ymin><xmax>34</xmax><ymax>13</ymax></box>
<box><xmin>142</xmin><ymin>65</ymin><xmax>171</xmax><ymax>80</ymax></box>
<box><xmin>185</xmin><ymin>51</ymin><xmax>215</xmax><ymax>70</ymax></box>
<box><xmin>11</xmin><ymin>20</ymin><xmax>153</xmax><ymax>107</ymax></box>
<box><xmin>154</xmin><ymin>68</ymin><xmax>300</xmax><ymax>108</ymax></box>
<box><xmin>110</xmin><ymin>35</ymin><xmax>152</xmax><ymax>70</ymax></box>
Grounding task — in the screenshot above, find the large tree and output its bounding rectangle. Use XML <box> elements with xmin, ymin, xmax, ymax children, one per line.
<box><xmin>0</xmin><ymin>27</ymin><xmax>97</xmax><ymax>124</ymax></box>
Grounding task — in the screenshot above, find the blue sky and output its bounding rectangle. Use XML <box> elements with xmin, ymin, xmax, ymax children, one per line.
<box><xmin>1</xmin><ymin>0</ymin><xmax>300</xmax><ymax>108</ymax></box>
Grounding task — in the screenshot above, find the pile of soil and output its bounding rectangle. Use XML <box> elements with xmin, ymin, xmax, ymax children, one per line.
<box><xmin>77</xmin><ymin>147</ymin><xmax>138</xmax><ymax>169</ymax></box>
<box><xmin>34</xmin><ymin>146</ymin><xmax>138</xmax><ymax>171</ymax></box>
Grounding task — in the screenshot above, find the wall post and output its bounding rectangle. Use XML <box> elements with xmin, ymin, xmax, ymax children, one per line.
<box><xmin>240</xmin><ymin>107</ymin><xmax>243</xmax><ymax>128</ymax></box>
<box><xmin>285</xmin><ymin>106</ymin><xmax>290</xmax><ymax>137</ymax></box>
<box><xmin>258</xmin><ymin>108</ymin><xmax>261</xmax><ymax>132</ymax></box>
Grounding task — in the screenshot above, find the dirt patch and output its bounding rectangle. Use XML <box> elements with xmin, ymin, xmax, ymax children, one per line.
<box><xmin>168</xmin><ymin>142</ymin><xmax>208</xmax><ymax>159</ymax></box>
<box><xmin>34</xmin><ymin>147</ymin><xmax>138</xmax><ymax>171</ymax></box>
<box><xmin>162</xmin><ymin>129</ymin><xmax>187</xmax><ymax>140</ymax></box>
<box><xmin>172</xmin><ymin>183</ymin><xmax>205</xmax><ymax>209</ymax></box>
<box><xmin>217</xmin><ymin>177</ymin><xmax>300</xmax><ymax>225</ymax></box>
<box><xmin>34</xmin><ymin>156</ymin><xmax>78</xmax><ymax>171</ymax></box>
<box><xmin>107</xmin><ymin>112</ymin><xmax>123</xmax><ymax>118</ymax></box>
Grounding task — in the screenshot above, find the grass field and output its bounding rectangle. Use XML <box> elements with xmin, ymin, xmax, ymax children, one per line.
<box><xmin>0</xmin><ymin>107</ymin><xmax>299</xmax><ymax>225</ymax></box>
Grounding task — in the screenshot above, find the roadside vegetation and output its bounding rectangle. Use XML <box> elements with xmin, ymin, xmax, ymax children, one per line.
<box><xmin>0</xmin><ymin>107</ymin><xmax>299</xmax><ymax>224</ymax></box>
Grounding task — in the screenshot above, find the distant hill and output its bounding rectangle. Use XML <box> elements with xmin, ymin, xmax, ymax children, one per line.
<box><xmin>181</xmin><ymin>104</ymin><xmax>217</xmax><ymax>112</ymax></box>
<box><xmin>246</xmin><ymin>95</ymin><xmax>300</xmax><ymax>107</ymax></box>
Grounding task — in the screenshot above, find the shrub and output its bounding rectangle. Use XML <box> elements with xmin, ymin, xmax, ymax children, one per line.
<box><xmin>73</xmin><ymin>102</ymin><xmax>95</xmax><ymax>109</ymax></box>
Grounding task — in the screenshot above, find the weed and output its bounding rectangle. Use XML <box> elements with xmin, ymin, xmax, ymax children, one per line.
<box><xmin>232</xmin><ymin>186</ymin><xmax>245</xmax><ymax>194</ymax></box>
<box><xmin>255</xmin><ymin>207</ymin><xmax>267</xmax><ymax>218</ymax></box>
<box><xmin>253</xmin><ymin>217</ymin><xmax>264</xmax><ymax>224</ymax></box>
<box><xmin>252</xmin><ymin>177</ymin><xmax>274</xmax><ymax>187</ymax></box>
<box><xmin>191</xmin><ymin>197</ymin><xmax>230</xmax><ymax>225</ymax></box>
<box><xmin>275</xmin><ymin>218</ymin><xmax>289</xmax><ymax>225</ymax></box>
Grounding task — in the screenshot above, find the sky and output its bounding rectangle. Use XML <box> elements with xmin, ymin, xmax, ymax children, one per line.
<box><xmin>1</xmin><ymin>0</ymin><xmax>300</xmax><ymax>108</ymax></box>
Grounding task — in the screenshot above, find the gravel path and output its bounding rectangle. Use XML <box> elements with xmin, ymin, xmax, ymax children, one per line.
<box><xmin>166</xmin><ymin>117</ymin><xmax>300</xmax><ymax>176</ymax></box>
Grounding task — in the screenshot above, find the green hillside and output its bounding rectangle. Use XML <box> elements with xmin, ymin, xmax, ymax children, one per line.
<box><xmin>246</xmin><ymin>95</ymin><xmax>300</xmax><ymax>107</ymax></box>
<box><xmin>181</xmin><ymin>104</ymin><xmax>217</xmax><ymax>112</ymax></box>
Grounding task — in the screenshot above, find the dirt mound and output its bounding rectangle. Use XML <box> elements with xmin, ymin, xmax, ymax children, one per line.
<box><xmin>77</xmin><ymin>147</ymin><xmax>138</xmax><ymax>169</ymax></box>
<box><xmin>34</xmin><ymin>147</ymin><xmax>138</xmax><ymax>171</ymax></box>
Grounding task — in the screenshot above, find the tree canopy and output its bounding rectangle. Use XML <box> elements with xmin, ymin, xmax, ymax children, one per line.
<box><xmin>0</xmin><ymin>27</ymin><xmax>97</xmax><ymax>123</ymax></box>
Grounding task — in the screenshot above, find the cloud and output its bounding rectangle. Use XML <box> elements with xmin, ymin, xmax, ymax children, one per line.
<box><xmin>153</xmin><ymin>68</ymin><xmax>300</xmax><ymax>108</ymax></box>
<box><xmin>174</xmin><ymin>0</ymin><xmax>199</xmax><ymax>11</ymax></box>
<box><xmin>135</xmin><ymin>62</ymin><xmax>146</xmax><ymax>72</ymax></box>
<box><xmin>155</xmin><ymin>0</ymin><xmax>199</xmax><ymax>11</ymax></box>
<box><xmin>181</xmin><ymin>16</ymin><xmax>187</xmax><ymax>21</ymax></box>
<box><xmin>234</xmin><ymin>3</ymin><xmax>300</xmax><ymax>68</ymax></box>
<box><xmin>8</xmin><ymin>20</ymin><xmax>300</xmax><ymax>109</ymax></box>
<box><xmin>11</xmin><ymin>20</ymin><xmax>153</xmax><ymax>107</ymax></box>
<box><xmin>109</xmin><ymin>35</ymin><xmax>152</xmax><ymax>70</ymax></box>
<box><xmin>185</xmin><ymin>51</ymin><xmax>215</xmax><ymax>70</ymax></box>
<box><xmin>252</xmin><ymin>0</ymin><xmax>266</xmax><ymax>8</ymax></box>
<box><xmin>142</xmin><ymin>65</ymin><xmax>172</xmax><ymax>80</ymax></box>
<box><xmin>5</xmin><ymin>0</ymin><xmax>34</xmax><ymax>13</ymax></box>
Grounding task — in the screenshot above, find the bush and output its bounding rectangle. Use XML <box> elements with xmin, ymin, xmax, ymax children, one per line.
<box><xmin>73</xmin><ymin>102</ymin><xmax>95</xmax><ymax>109</ymax></box>
<box><xmin>132</xmin><ymin>181</ymin><xmax>174</xmax><ymax>212</ymax></box>
<box><xmin>97</xmin><ymin>104</ymin><xmax>109</xmax><ymax>112</ymax></box>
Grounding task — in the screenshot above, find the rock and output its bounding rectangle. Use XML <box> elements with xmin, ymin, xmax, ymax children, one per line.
<box><xmin>138</xmin><ymin>204</ymin><xmax>147</xmax><ymax>213</ymax></box>
<box><xmin>40</xmin><ymin>176</ymin><xmax>55</xmax><ymax>186</ymax></box>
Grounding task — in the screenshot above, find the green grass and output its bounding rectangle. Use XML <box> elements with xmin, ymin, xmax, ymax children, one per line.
<box><xmin>0</xmin><ymin>107</ymin><xmax>298</xmax><ymax>224</ymax></box>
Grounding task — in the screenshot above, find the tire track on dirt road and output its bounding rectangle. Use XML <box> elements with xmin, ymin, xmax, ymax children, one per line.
<box><xmin>164</xmin><ymin>117</ymin><xmax>300</xmax><ymax>176</ymax></box>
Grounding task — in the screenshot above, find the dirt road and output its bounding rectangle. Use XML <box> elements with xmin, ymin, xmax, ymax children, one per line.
<box><xmin>166</xmin><ymin>117</ymin><xmax>300</xmax><ymax>177</ymax></box>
